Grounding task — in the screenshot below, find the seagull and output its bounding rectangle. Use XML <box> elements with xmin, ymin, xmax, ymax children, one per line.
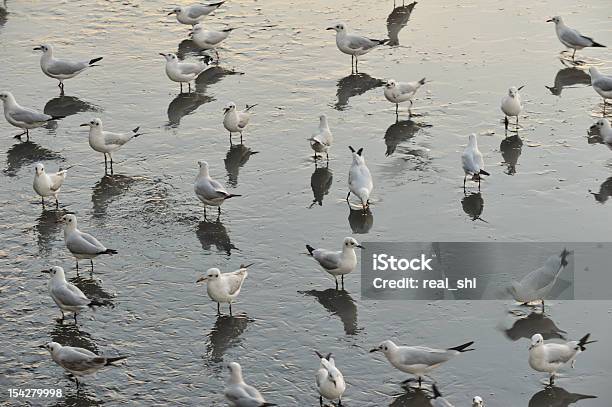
<box><xmin>191</xmin><ymin>23</ymin><xmax>234</xmax><ymax>60</ymax></box>
<box><xmin>308</xmin><ymin>114</ymin><xmax>333</xmax><ymax>160</ymax></box>
<box><xmin>41</xmin><ymin>266</ymin><xmax>104</xmax><ymax>323</ymax></box>
<box><xmin>306</xmin><ymin>237</ymin><xmax>362</xmax><ymax>289</ymax></box>
<box><xmin>61</xmin><ymin>214</ymin><xmax>117</xmax><ymax>272</ymax></box>
<box><xmin>223</xmin><ymin>102</ymin><xmax>257</xmax><ymax>144</ymax></box>
<box><xmin>327</xmin><ymin>22</ymin><xmax>389</xmax><ymax>72</ymax></box>
<box><xmin>39</xmin><ymin>341</ymin><xmax>127</xmax><ymax>388</ymax></box>
<box><xmin>160</xmin><ymin>52</ymin><xmax>210</xmax><ymax>93</ymax></box>
<box><xmin>168</xmin><ymin>2</ymin><xmax>225</xmax><ymax>27</ymax></box>
<box><xmin>315</xmin><ymin>351</ymin><xmax>346</xmax><ymax>407</ymax></box>
<box><xmin>196</xmin><ymin>264</ymin><xmax>251</xmax><ymax>314</ymax></box>
<box><xmin>194</xmin><ymin>160</ymin><xmax>241</xmax><ymax>218</ymax></box>
<box><xmin>370</xmin><ymin>339</ymin><xmax>475</xmax><ymax>387</ymax></box>
<box><xmin>431</xmin><ymin>384</ymin><xmax>455</xmax><ymax>407</ymax></box>
<box><xmin>509</xmin><ymin>249</ymin><xmax>570</xmax><ymax>311</ymax></box>
<box><xmin>501</xmin><ymin>86</ymin><xmax>524</xmax><ymax>131</ymax></box>
<box><xmin>347</xmin><ymin>146</ymin><xmax>373</xmax><ymax>210</ymax></box>
<box><xmin>547</xmin><ymin>16</ymin><xmax>605</xmax><ymax>61</ymax></box>
<box><xmin>590</xmin><ymin>118</ymin><xmax>612</xmax><ymax>148</ymax></box>
<box><xmin>384</xmin><ymin>78</ymin><xmax>426</xmax><ymax>116</ymax></box>
<box><xmin>588</xmin><ymin>67</ymin><xmax>612</xmax><ymax>113</ymax></box>
<box><xmin>528</xmin><ymin>332</ymin><xmax>596</xmax><ymax>385</ymax></box>
<box><xmin>80</xmin><ymin>118</ymin><xmax>142</xmax><ymax>174</ymax></box>
<box><xmin>33</xmin><ymin>162</ymin><xmax>68</xmax><ymax>207</ymax></box>
<box><xmin>472</xmin><ymin>396</ymin><xmax>484</xmax><ymax>406</ymax></box>
<box><xmin>0</xmin><ymin>91</ymin><xmax>64</xmax><ymax>141</ymax></box>
<box><xmin>462</xmin><ymin>134</ymin><xmax>489</xmax><ymax>190</ymax></box>
<box><xmin>224</xmin><ymin>362</ymin><xmax>277</xmax><ymax>407</ymax></box>
<box><xmin>33</xmin><ymin>44</ymin><xmax>102</xmax><ymax>95</ymax></box>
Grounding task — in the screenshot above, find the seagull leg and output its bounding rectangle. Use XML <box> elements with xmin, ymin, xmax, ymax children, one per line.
<box><xmin>60</xmin><ymin>310</ymin><xmax>65</xmax><ymax>321</ymax></box>
<box><xmin>504</xmin><ymin>116</ymin><xmax>509</xmax><ymax>131</ymax></box>
<box><xmin>549</xmin><ymin>373</ymin><xmax>555</xmax><ymax>386</ymax></box>
<box><xmin>188</xmin><ymin>82</ymin><xmax>192</xmax><ymax>93</ymax></box>
<box><xmin>338</xmin><ymin>397</ymin><xmax>342</xmax><ymax>406</ymax></box>
<box><xmin>346</xmin><ymin>191</ymin><xmax>350</xmax><ymax>202</ymax></box>
<box><xmin>74</xmin><ymin>313</ymin><xmax>78</xmax><ymax>324</ymax></box>
<box><xmin>215</xmin><ymin>49</ymin><xmax>220</xmax><ymax>61</ymax></box>
<box><xmin>541</xmin><ymin>299</ymin><xmax>545</xmax><ymax>312</ymax></box>
<box><xmin>55</xmin><ymin>196</ymin><xmax>59</xmax><ymax>208</ymax></box>
<box><xmin>335</xmin><ymin>277</ymin><xmax>338</xmax><ymax>290</ymax></box>
<box><xmin>478</xmin><ymin>176</ymin><xmax>481</xmax><ymax>191</ymax></box>
<box><xmin>395</xmin><ymin>103</ymin><xmax>398</xmax><ymax>115</ymax></box>
<box><xmin>463</xmin><ymin>175</ymin><xmax>467</xmax><ymax>190</ymax></box>
<box><xmin>75</xmin><ymin>377</ymin><xmax>80</xmax><ymax>389</ymax></box>
<box><xmin>217</xmin><ymin>206</ymin><xmax>221</xmax><ymax>216</ymax></box>
<box><xmin>320</xmin><ymin>395</ymin><xmax>323</xmax><ymax>406</ymax></box>
<box><xmin>240</xmin><ymin>132</ymin><xmax>243</xmax><ymax>144</ymax></box>
<box><xmin>326</xmin><ymin>151</ymin><xmax>329</xmax><ymax>161</ymax></box>
<box><xmin>203</xmin><ymin>206</ymin><xmax>207</xmax><ymax>220</ymax></box>
<box><xmin>341</xmin><ymin>275</ymin><xmax>344</xmax><ymax>289</ymax></box>
<box><xmin>418</xmin><ymin>376</ymin><xmax>422</xmax><ymax>387</ymax></box>
<box><xmin>180</xmin><ymin>83</ymin><xmax>183</xmax><ymax>93</ymax></box>
<box><xmin>217</xmin><ymin>302</ymin><xmax>220</xmax><ymax>315</ymax></box>
<box><xmin>351</xmin><ymin>55</ymin><xmax>354</xmax><ymax>74</ymax></box>
<box><xmin>571</xmin><ymin>49</ymin><xmax>576</xmax><ymax>61</ymax></box>
<box><xmin>355</xmin><ymin>56</ymin><xmax>359</xmax><ymax>73</ymax></box>
<box><xmin>110</xmin><ymin>156</ymin><xmax>114</xmax><ymax>175</ymax></box>
<box><xmin>104</xmin><ymin>154</ymin><xmax>108</xmax><ymax>174</ymax></box>
<box><xmin>90</xmin><ymin>259</ymin><xmax>94</xmax><ymax>272</ymax></box>
<box><xmin>76</xmin><ymin>259</ymin><xmax>79</xmax><ymax>272</ymax></box>
<box><xmin>229</xmin><ymin>303</ymin><xmax>233</xmax><ymax>316</ymax></box>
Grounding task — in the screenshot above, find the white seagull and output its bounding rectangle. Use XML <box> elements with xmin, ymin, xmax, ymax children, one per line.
<box><xmin>196</xmin><ymin>264</ymin><xmax>251</xmax><ymax>314</ymax></box>
<box><xmin>191</xmin><ymin>23</ymin><xmax>234</xmax><ymax>60</ymax></box>
<box><xmin>547</xmin><ymin>16</ymin><xmax>605</xmax><ymax>61</ymax></box>
<box><xmin>194</xmin><ymin>160</ymin><xmax>241</xmax><ymax>218</ymax></box>
<box><xmin>168</xmin><ymin>2</ymin><xmax>225</xmax><ymax>26</ymax></box>
<box><xmin>315</xmin><ymin>351</ymin><xmax>346</xmax><ymax>407</ymax></box>
<box><xmin>308</xmin><ymin>114</ymin><xmax>333</xmax><ymax>160</ymax></box>
<box><xmin>472</xmin><ymin>396</ymin><xmax>485</xmax><ymax>406</ymax></box>
<box><xmin>306</xmin><ymin>237</ymin><xmax>362</xmax><ymax>289</ymax></box>
<box><xmin>461</xmin><ymin>134</ymin><xmax>489</xmax><ymax>190</ymax></box>
<box><xmin>347</xmin><ymin>146</ymin><xmax>373</xmax><ymax>210</ymax></box>
<box><xmin>33</xmin><ymin>44</ymin><xmax>102</xmax><ymax>94</ymax></box>
<box><xmin>509</xmin><ymin>248</ymin><xmax>570</xmax><ymax>311</ymax></box>
<box><xmin>528</xmin><ymin>332</ymin><xmax>596</xmax><ymax>385</ymax></box>
<box><xmin>327</xmin><ymin>22</ymin><xmax>389</xmax><ymax>72</ymax></box>
<box><xmin>41</xmin><ymin>266</ymin><xmax>103</xmax><ymax>323</ymax></box>
<box><xmin>223</xmin><ymin>102</ymin><xmax>257</xmax><ymax>144</ymax></box>
<box><xmin>590</xmin><ymin>118</ymin><xmax>612</xmax><ymax>148</ymax></box>
<box><xmin>33</xmin><ymin>162</ymin><xmax>68</xmax><ymax>207</ymax></box>
<box><xmin>370</xmin><ymin>339</ymin><xmax>475</xmax><ymax>387</ymax></box>
<box><xmin>61</xmin><ymin>214</ymin><xmax>117</xmax><ymax>272</ymax></box>
<box><xmin>0</xmin><ymin>91</ymin><xmax>64</xmax><ymax>141</ymax></box>
<box><xmin>81</xmin><ymin>118</ymin><xmax>142</xmax><ymax>174</ymax></box>
<box><xmin>39</xmin><ymin>341</ymin><xmax>127</xmax><ymax>389</ymax></box>
<box><xmin>160</xmin><ymin>52</ymin><xmax>210</xmax><ymax>93</ymax></box>
<box><xmin>501</xmin><ymin>86</ymin><xmax>524</xmax><ymax>130</ymax></box>
<box><xmin>224</xmin><ymin>362</ymin><xmax>277</xmax><ymax>407</ymax></box>
<box><xmin>384</xmin><ymin>78</ymin><xmax>426</xmax><ymax>116</ymax></box>
<box><xmin>588</xmin><ymin>67</ymin><xmax>612</xmax><ymax>112</ymax></box>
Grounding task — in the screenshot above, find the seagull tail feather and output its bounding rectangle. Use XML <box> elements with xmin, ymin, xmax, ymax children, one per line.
<box><xmin>448</xmin><ymin>341</ymin><xmax>475</xmax><ymax>352</ymax></box>
<box><xmin>305</xmin><ymin>244</ymin><xmax>315</xmax><ymax>255</ymax></box>
<box><xmin>105</xmin><ymin>355</ymin><xmax>128</xmax><ymax>366</ymax></box>
<box><xmin>578</xmin><ymin>333</ymin><xmax>596</xmax><ymax>351</ymax></box>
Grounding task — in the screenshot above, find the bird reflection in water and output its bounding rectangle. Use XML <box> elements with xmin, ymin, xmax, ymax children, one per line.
<box><xmin>384</xmin><ymin>119</ymin><xmax>429</xmax><ymax>157</ymax></box>
<box><xmin>589</xmin><ymin>177</ymin><xmax>612</xmax><ymax>203</ymax></box>
<box><xmin>51</xmin><ymin>387</ymin><xmax>103</xmax><ymax>407</ymax></box>
<box><xmin>310</xmin><ymin>162</ymin><xmax>333</xmax><ymax>208</ymax></box>
<box><xmin>389</xmin><ymin>386</ymin><xmax>431</xmax><ymax>407</ymax></box>
<box><xmin>35</xmin><ymin>208</ymin><xmax>68</xmax><ymax>255</ymax></box>
<box><xmin>70</xmin><ymin>274</ymin><xmax>115</xmax><ymax>307</ymax></box>
<box><xmin>335</xmin><ymin>73</ymin><xmax>385</xmax><ymax>111</ymax></box>
<box><xmin>44</xmin><ymin>95</ymin><xmax>100</xmax><ymax>118</ymax></box>
<box><xmin>300</xmin><ymin>289</ymin><xmax>360</xmax><ymax>335</ymax></box>
<box><xmin>348</xmin><ymin>205</ymin><xmax>373</xmax><ymax>233</ymax></box>
<box><xmin>91</xmin><ymin>174</ymin><xmax>140</xmax><ymax>218</ymax></box>
<box><xmin>461</xmin><ymin>192</ymin><xmax>485</xmax><ymax>222</ymax></box>
<box><xmin>528</xmin><ymin>386</ymin><xmax>597</xmax><ymax>407</ymax></box>
<box><xmin>546</xmin><ymin>67</ymin><xmax>591</xmax><ymax>96</ymax></box>
<box><xmin>504</xmin><ymin>311</ymin><xmax>567</xmax><ymax>341</ymax></box>
<box><xmin>206</xmin><ymin>313</ymin><xmax>251</xmax><ymax>362</ymax></box>
<box><xmin>50</xmin><ymin>320</ymin><xmax>98</xmax><ymax>351</ymax></box>
<box><xmin>196</xmin><ymin>218</ymin><xmax>237</xmax><ymax>255</ymax></box>
<box><xmin>225</xmin><ymin>144</ymin><xmax>258</xmax><ymax>187</ymax></box>
<box><xmin>500</xmin><ymin>133</ymin><xmax>523</xmax><ymax>175</ymax></box>
<box><xmin>4</xmin><ymin>141</ymin><xmax>63</xmax><ymax>176</ymax></box>
<box><xmin>387</xmin><ymin>1</ymin><xmax>417</xmax><ymax>46</ymax></box>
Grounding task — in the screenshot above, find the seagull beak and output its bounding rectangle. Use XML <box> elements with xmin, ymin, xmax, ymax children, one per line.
<box><xmin>38</xmin><ymin>344</ymin><xmax>46</xmax><ymax>349</ymax></box>
<box><xmin>33</xmin><ymin>46</ymin><xmax>42</xmax><ymax>51</ymax></box>
<box><xmin>167</xmin><ymin>11</ymin><xmax>175</xmax><ymax>15</ymax></box>
<box><xmin>159</xmin><ymin>53</ymin><xmax>166</xmax><ymax>57</ymax></box>
<box><xmin>223</xmin><ymin>108</ymin><xmax>229</xmax><ymax>114</ymax></box>
<box><xmin>546</xmin><ymin>19</ymin><xmax>553</xmax><ymax>22</ymax></box>
<box><xmin>326</xmin><ymin>27</ymin><xmax>335</xmax><ymax>31</ymax></box>
<box><xmin>528</xmin><ymin>344</ymin><xmax>534</xmax><ymax>350</ymax></box>
<box><xmin>196</xmin><ymin>276</ymin><xmax>208</xmax><ymax>283</ymax></box>
<box><xmin>41</xmin><ymin>269</ymin><xmax>51</xmax><ymax>274</ymax></box>
<box><xmin>369</xmin><ymin>348</ymin><xmax>379</xmax><ymax>353</ymax></box>
<box><xmin>79</xmin><ymin>123</ymin><xmax>89</xmax><ymax>127</ymax></box>
<box><xmin>517</xmin><ymin>85</ymin><xmax>525</xmax><ymax>91</ymax></box>
<box><xmin>356</xmin><ymin>244</ymin><xmax>364</xmax><ymax>249</ymax></box>
<box><xmin>590</xmin><ymin>124</ymin><xmax>597</xmax><ymax>132</ymax></box>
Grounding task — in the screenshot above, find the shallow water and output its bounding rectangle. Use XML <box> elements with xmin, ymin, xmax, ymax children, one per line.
<box><xmin>1</xmin><ymin>0</ymin><xmax>612</xmax><ymax>406</ymax></box>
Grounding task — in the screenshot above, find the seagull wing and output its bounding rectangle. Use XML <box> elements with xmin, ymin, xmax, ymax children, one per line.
<box><xmin>223</xmin><ymin>270</ymin><xmax>246</xmax><ymax>295</ymax></box>
<box><xmin>398</xmin><ymin>346</ymin><xmax>453</xmax><ymax>367</ymax></box>
<box><xmin>544</xmin><ymin>343</ymin><xmax>576</xmax><ymax>364</ymax></box>
<box><xmin>9</xmin><ymin>107</ymin><xmax>51</xmax><ymax>124</ymax></box>
<box><xmin>346</xmin><ymin>34</ymin><xmax>379</xmax><ymax>51</ymax></box>
<box><xmin>461</xmin><ymin>149</ymin><xmax>480</xmax><ymax>174</ymax></box>
<box><xmin>51</xmin><ymin>283</ymin><xmax>89</xmax><ymax>306</ymax></box>
<box><xmin>313</xmin><ymin>249</ymin><xmax>342</xmax><ymax>270</ymax></box>
<box><xmin>593</xmin><ymin>76</ymin><xmax>612</xmax><ymax>92</ymax></box>
<box><xmin>48</xmin><ymin>171</ymin><xmax>67</xmax><ymax>191</ymax></box>
<box><xmin>104</xmin><ymin>131</ymin><xmax>133</xmax><ymax>147</ymax></box>
<box><xmin>46</xmin><ymin>59</ymin><xmax>89</xmax><ymax>76</ymax></box>
<box><xmin>178</xmin><ymin>61</ymin><xmax>206</xmax><ymax>75</ymax></box>
<box><xmin>560</xmin><ymin>27</ymin><xmax>592</xmax><ymax>48</ymax></box>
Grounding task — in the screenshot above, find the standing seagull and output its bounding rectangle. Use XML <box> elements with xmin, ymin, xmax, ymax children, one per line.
<box><xmin>194</xmin><ymin>160</ymin><xmax>241</xmax><ymax>218</ymax></box>
<box><xmin>384</xmin><ymin>78</ymin><xmax>426</xmax><ymax>117</ymax></box>
<box><xmin>588</xmin><ymin>67</ymin><xmax>612</xmax><ymax>113</ymax></box>
<box><xmin>223</xmin><ymin>102</ymin><xmax>257</xmax><ymax>144</ymax></box>
<box><xmin>501</xmin><ymin>86</ymin><xmax>524</xmax><ymax>131</ymax></box>
<box><xmin>370</xmin><ymin>339</ymin><xmax>475</xmax><ymax>387</ymax></box>
<box><xmin>308</xmin><ymin>114</ymin><xmax>333</xmax><ymax>160</ymax></box>
<box><xmin>590</xmin><ymin>118</ymin><xmax>612</xmax><ymax>148</ymax></box>
<box><xmin>41</xmin><ymin>266</ymin><xmax>103</xmax><ymax>323</ymax></box>
<box><xmin>315</xmin><ymin>351</ymin><xmax>346</xmax><ymax>407</ymax></box>
<box><xmin>347</xmin><ymin>146</ymin><xmax>373</xmax><ymax>210</ymax></box>
<box><xmin>39</xmin><ymin>341</ymin><xmax>127</xmax><ymax>389</ymax></box>
<box><xmin>160</xmin><ymin>52</ymin><xmax>210</xmax><ymax>93</ymax></box>
<box><xmin>306</xmin><ymin>237</ymin><xmax>362</xmax><ymax>289</ymax></box>
<box><xmin>34</xmin><ymin>44</ymin><xmax>102</xmax><ymax>95</ymax></box>
<box><xmin>61</xmin><ymin>214</ymin><xmax>117</xmax><ymax>272</ymax></box>
<box><xmin>509</xmin><ymin>249</ymin><xmax>570</xmax><ymax>311</ymax></box>
<box><xmin>224</xmin><ymin>362</ymin><xmax>277</xmax><ymax>407</ymax></box>
<box><xmin>327</xmin><ymin>22</ymin><xmax>389</xmax><ymax>73</ymax></box>
<box><xmin>0</xmin><ymin>91</ymin><xmax>64</xmax><ymax>141</ymax></box>
<box><xmin>461</xmin><ymin>134</ymin><xmax>489</xmax><ymax>190</ymax></box>
<box><xmin>547</xmin><ymin>16</ymin><xmax>605</xmax><ymax>62</ymax></box>
<box><xmin>191</xmin><ymin>23</ymin><xmax>234</xmax><ymax>60</ymax></box>
<box><xmin>168</xmin><ymin>2</ymin><xmax>225</xmax><ymax>27</ymax></box>
<box><xmin>81</xmin><ymin>118</ymin><xmax>142</xmax><ymax>174</ymax></box>
<box><xmin>528</xmin><ymin>332</ymin><xmax>596</xmax><ymax>385</ymax></box>
<box><xmin>196</xmin><ymin>264</ymin><xmax>252</xmax><ymax>315</ymax></box>
<box><xmin>33</xmin><ymin>162</ymin><xmax>68</xmax><ymax>207</ymax></box>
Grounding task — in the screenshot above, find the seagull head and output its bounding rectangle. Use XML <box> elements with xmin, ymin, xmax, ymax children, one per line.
<box><xmin>385</xmin><ymin>79</ymin><xmax>397</xmax><ymax>89</ymax></box>
<box><xmin>0</xmin><ymin>91</ymin><xmax>14</xmax><ymax>104</ymax></box>
<box><xmin>33</xmin><ymin>44</ymin><xmax>52</xmax><ymax>54</ymax></box>
<box><xmin>159</xmin><ymin>52</ymin><xmax>177</xmax><ymax>62</ymax></box>
<box><xmin>167</xmin><ymin>6</ymin><xmax>182</xmax><ymax>16</ymax></box>
<box><xmin>546</xmin><ymin>16</ymin><xmax>562</xmax><ymax>24</ymax></box>
<box><xmin>343</xmin><ymin>236</ymin><xmax>363</xmax><ymax>249</ymax></box>
<box><xmin>196</xmin><ymin>267</ymin><xmax>221</xmax><ymax>283</ymax></box>
<box><xmin>326</xmin><ymin>22</ymin><xmax>346</xmax><ymax>33</ymax></box>
<box><xmin>588</xmin><ymin>67</ymin><xmax>600</xmax><ymax>78</ymax></box>
<box><xmin>41</xmin><ymin>266</ymin><xmax>65</xmax><ymax>280</ymax></box>
<box><xmin>529</xmin><ymin>333</ymin><xmax>544</xmax><ymax>350</ymax></box>
<box><xmin>223</xmin><ymin>102</ymin><xmax>236</xmax><ymax>114</ymax></box>
<box><xmin>80</xmin><ymin>118</ymin><xmax>102</xmax><ymax>129</ymax></box>
<box><xmin>192</xmin><ymin>23</ymin><xmax>204</xmax><ymax>34</ymax></box>
<box><xmin>34</xmin><ymin>162</ymin><xmax>45</xmax><ymax>176</ymax></box>
<box><xmin>472</xmin><ymin>396</ymin><xmax>484</xmax><ymax>407</ymax></box>
<box><xmin>590</xmin><ymin>118</ymin><xmax>610</xmax><ymax>132</ymax></box>
<box><xmin>508</xmin><ymin>86</ymin><xmax>521</xmax><ymax>97</ymax></box>
<box><xmin>370</xmin><ymin>340</ymin><xmax>395</xmax><ymax>354</ymax></box>
<box><xmin>226</xmin><ymin>361</ymin><xmax>243</xmax><ymax>383</ymax></box>
<box><xmin>60</xmin><ymin>214</ymin><xmax>77</xmax><ymax>228</ymax></box>
<box><xmin>39</xmin><ymin>341</ymin><xmax>61</xmax><ymax>353</ymax></box>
